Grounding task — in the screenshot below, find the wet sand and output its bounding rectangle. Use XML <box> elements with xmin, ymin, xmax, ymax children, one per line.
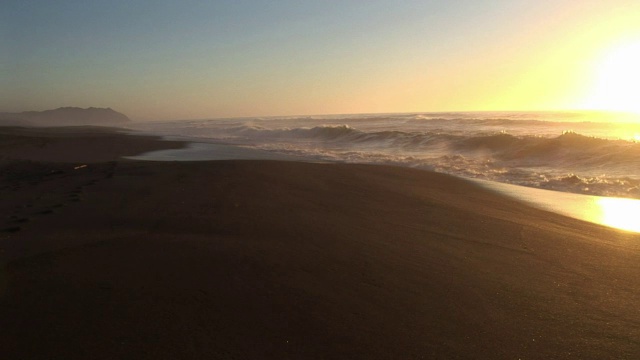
<box><xmin>1</xmin><ymin>126</ymin><xmax>639</xmax><ymax>359</ymax></box>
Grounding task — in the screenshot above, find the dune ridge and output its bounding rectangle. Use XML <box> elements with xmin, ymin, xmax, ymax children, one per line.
<box><xmin>1</xmin><ymin>126</ymin><xmax>639</xmax><ymax>359</ymax></box>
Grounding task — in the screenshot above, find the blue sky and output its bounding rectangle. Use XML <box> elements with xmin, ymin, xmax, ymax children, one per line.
<box><xmin>2</xmin><ymin>0</ymin><xmax>639</xmax><ymax>119</ymax></box>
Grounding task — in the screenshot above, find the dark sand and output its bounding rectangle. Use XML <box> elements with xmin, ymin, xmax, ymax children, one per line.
<box><xmin>1</xmin><ymin>127</ymin><xmax>639</xmax><ymax>359</ymax></box>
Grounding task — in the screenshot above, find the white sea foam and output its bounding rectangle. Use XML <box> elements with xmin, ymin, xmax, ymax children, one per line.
<box><xmin>126</xmin><ymin>111</ymin><xmax>640</xmax><ymax>199</ymax></box>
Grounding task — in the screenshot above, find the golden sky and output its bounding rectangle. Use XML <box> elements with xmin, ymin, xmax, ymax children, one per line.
<box><xmin>2</xmin><ymin>0</ymin><xmax>639</xmax><ymax>120</ymax></box>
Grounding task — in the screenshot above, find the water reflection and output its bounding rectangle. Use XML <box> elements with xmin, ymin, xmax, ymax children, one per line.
<box><xmin>592</xmin><ymin>197</ymin><xmax>640</xmax><ymax>233</ymax></box>
<box><xmin>474</xmin><ymin>179</ymin><xmax>640</xmax><ymax>233</ymax></box>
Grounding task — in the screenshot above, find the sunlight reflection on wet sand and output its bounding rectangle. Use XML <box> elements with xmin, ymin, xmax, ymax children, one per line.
<box><xmin>474</xmin><ymin>180</ymin><xmax>640</xmax><ymax>233</ymax></box>
<box><xmin>594</xmin><ymin>197</ymin><xmax>640</xmax><ymax>233</ymax></box>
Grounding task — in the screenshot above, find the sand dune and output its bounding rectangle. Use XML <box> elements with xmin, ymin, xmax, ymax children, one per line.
<box><xmin>1</xmin><ymin>127</ymin><xmax>639</xmax><ymax>359</ymax></box>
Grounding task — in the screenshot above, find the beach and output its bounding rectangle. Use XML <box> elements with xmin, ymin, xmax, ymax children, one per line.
<box><xmin>1</xmin><ymin>126</ymin><xmax>639</xmax><ymax>359</ymax></box>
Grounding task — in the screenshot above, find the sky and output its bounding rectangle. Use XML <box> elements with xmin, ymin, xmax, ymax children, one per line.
<box><xmin>2</xmin><ymin>0</ymin><xmax>640</xmax><ymax>120</ymax></box>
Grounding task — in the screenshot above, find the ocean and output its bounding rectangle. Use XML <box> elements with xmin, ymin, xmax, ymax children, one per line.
<box><xmin>126</xmin><ymin>111</ymin><xmax>640</xmax><ymax>201</ymax></box>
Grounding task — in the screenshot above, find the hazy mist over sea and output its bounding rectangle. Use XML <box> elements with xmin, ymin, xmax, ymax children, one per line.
<box><xmin>128</xmin><ymin>111</ymin><xmax>640</xmax><ymax>199</ymax></box>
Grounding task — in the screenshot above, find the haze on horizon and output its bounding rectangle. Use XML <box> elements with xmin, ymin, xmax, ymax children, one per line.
<box><xmin>2</xmin><ymin>0</ymin><xmax>639</xmax><ymax>121</ymax></box>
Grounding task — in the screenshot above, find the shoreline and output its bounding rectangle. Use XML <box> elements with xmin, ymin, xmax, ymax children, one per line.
<box><xmin>0</xmin><ymin>126</ymin><xmax>186</xmax><ymax>163</ymax></box>
<box><xmin>473</xmin><ymin>178</ymin><xmax>640</xmax><ymax>233</ymax></box>
<box><xmin>124</xmin><ymin>130</ymin><xmax>640</xmax><ymax>233</ymax></box>
<box><xmin>1</xmin><ymin>126</ymin><xmax>639</xmax><ymax>359</ymax></box>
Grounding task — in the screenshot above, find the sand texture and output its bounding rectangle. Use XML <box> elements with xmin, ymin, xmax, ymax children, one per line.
<box><xmin>1</xmin><ymin>126</ymin><xmax>639</xmax><ymax>359</ymax></box>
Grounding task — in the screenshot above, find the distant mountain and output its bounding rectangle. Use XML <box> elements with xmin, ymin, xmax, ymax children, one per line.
<box><xmin>0</xmin><ymin>107</ymin><xmax>131</xmax><ymax>127</ymax></box>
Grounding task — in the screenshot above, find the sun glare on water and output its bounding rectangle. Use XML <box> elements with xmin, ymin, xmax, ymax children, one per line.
<box><xmin>581</xmin><ymin>39</ymin><xmax>640</xmax><ymax>115</ymax></box>
<box><xmin>591</xmin><ymin>197</ymin><xmax>640</xmax><ymax>233</ymax></box>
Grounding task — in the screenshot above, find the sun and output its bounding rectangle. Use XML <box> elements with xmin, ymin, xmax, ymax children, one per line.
<box><xmin>580</xmin><ymin>39</ymin><xmax>640</xmax><ymax>114</ymax></box>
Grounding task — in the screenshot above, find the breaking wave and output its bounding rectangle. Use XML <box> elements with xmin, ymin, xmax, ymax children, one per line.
<box><xmin>127</xmin><ymin>113</ymin><xmax>640</xmax><ymax>199</ymax></box>
<box><xmin>223</xmin><ymin>125</ymin><xmax>640</xmax><ymax>165</ymax></box>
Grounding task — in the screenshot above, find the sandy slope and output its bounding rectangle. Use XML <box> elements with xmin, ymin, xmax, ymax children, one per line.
<box><xmin>1</xmin><ymin>127</ymin><xmax>639</xmax><ymax>359</ymax></box>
